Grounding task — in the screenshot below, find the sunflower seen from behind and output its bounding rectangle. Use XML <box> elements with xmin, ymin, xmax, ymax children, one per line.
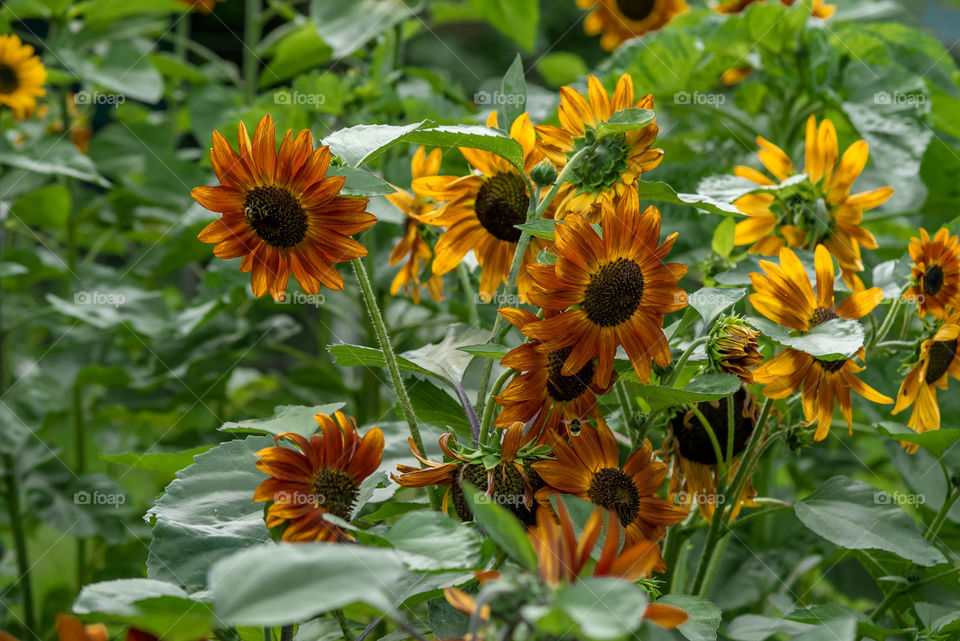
<box><xmin>193</xmin><ymin>115</ymin><xmax>376</xmax><ymax>301</ymax></box>
<box><xmin>0</xmin><ymin>34</ymin><xmax>46</xmax><ymax>119</ymax></box>
<box><xmin>904</xmin><ymin>227</ymin><xmax>960</xmax><ymax>319</ymax></box>
<box><xmin>750</xmin><ymin>245</ymin><xmax>892</xmax><ymax>441</ymax></box>
<box><xmin>576</xmin><ymin>0</ymin><xmax>689</xmax><ymax>51</ymax></box>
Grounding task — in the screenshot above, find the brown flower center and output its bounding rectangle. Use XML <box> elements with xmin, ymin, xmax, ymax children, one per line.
<box><xmin>475</xmin><ymin>172</ymin><xmax>529</xmax><ymax>243</ymax></box>
<box><xmin>672</xmin><ymin>389</ymin><xmax>754</xmax><ymax>465</ymax></box>
<box><xmin>923</xmin><ymin>264</ymin><xmax>945</xmax><ymax>296</ymax></box>
<box><xmin>815</xmin><ymin>357</ymin><xmax>847</xmax><ymax>373</ymax></box>
<box><xmin>311</xmin><ymin>468</ymin><xmax>360</xmax><ymax>520</ymax></box>
<box><xmin>925</xmin><ymin>338</ymin><xmax>958</xmax><ymax>384</ymax></box>
<box><xmin>546</xmin><ymin>346</ymin><xmax>594</xmax><ymax>402</ymax></box>
<box><xmin>244</xmin><ymin>185</ymin><xmax>309</xmax><ymax>248</ymax></box>
<box><xmin>587</xmin><ymin>467</ymin><xmax>640</xmax><ymax>527</ymax></box>
<box><xmin>809</xmin><ymin>306</ymin><xmax>839</xmax><ymax>327</ymax></box>
<box><xmin>616</xmin><ymin>0</ymin><xmax>657</xmax><ymax>20</ymax></box>
<box><xmin>582</xmin><ymin>258</ymin><xmax>645</xmax><ymax>327</ymax></box>
<box><xmin>450</xmin><ymin>463</ymin><xmax>537</xmax><ymax>525</ymax></box>
<box><xmin>0</xmin><ymin>64</ymin><xmax>18</xmax><ymax>94</ymax></box>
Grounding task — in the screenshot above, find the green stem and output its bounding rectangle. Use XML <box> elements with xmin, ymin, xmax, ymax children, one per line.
<box><xmin>479</xmin><ymin>368</ymin><xmax>513</xmax><ymax>445</ymax></box>
<box><xmin>868</xmin><ymin>286</ymin><xmax>907</xmax><ymax>350</ymax></box>
<box><xmin>332</xmin><ymin>610</ymin><xmax>351</xmax><ymax>641</ymax></box>
<box><xmin>924</xmin><ymin>485</ymin><xmax>959</xmax><ymax>542</ymax></box>
<box><xmin>262</xmin><ymin>629</ymin><xmax>271</xmax><ymax>641</ymax></box>
<box><xmin>615</xmin><ymin>381</ymin><xmax>633</xmax><ymax>428</ymax></box>
<box><xmin>723</xmin><ymin>393</ymin><xmax>736</xmax><ymax>487</ymax></box>
<box><xmin>243</xmin><ymin>0</ymin><xmax>262</xmax><ymax>104</ymax></box>
<box><xmin>689</xmin><ymin>405</ymin><xmax>726</xmax><ymax>481</ymax></box>
<box><xmin>73</xmin><ymin>383</ymin><xmax>86</xmax><ymax>588</ymax></box>
<box><xmin>457</xmin><ymin>263</ymin><xmax>479</xmax><ymax>325</ymax></box>
<box><xmin>666</xmin><ymin>336</ymin><xmax>709</xmax><ymax>388</ymax></box>
<box><xmin>3</xmin><ymin>454</ymin><xmax>35</xmax><ymax>634</ymax></box>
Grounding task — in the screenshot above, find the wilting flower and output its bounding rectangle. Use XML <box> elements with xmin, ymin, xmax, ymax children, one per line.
<box><xmin>493</xmin><ymin>307</ymin><xmax>613</xmax><ymax>441</ymax></box>
<box><xmin>733</xmin><ymin>115</ymin><xmax>891</xmax><ymax>289</ymax></box>
<box><xmin>751</xmin><ymin>246</ymin><xmax>892</xmax><ymax>440</ymax></box>
<box><xmin>254</xmin><ymin>411</ymin><xmax>384</xmax><ymax>542</ymax></box>
<box><xmin>708</xmin><ymin>315</ymin><xmax>763</xmax><ymax>384</ymax></box>
<box><xmin>0</xmin><ymin>34</ymin><xmax>46</xmax><ymax>119</ymax></box>
<box><xmin>714</xmin><ymin>0</ymin><xmax>835</xmax><ymax>18</ymax></box>
<box><xmin>666</xmin><ymin>389</ymin><xmax>760</xmax><ymax>521</ymax></box>
<box><xmin>534</xmin><ymin>417</ymin><xmax>687</xmax><ymax>545</ymax></box>
<box><xmin>535</xmin><ymin>74</ymin><xmax>663</xmax><ymax>222</ymax></box>
<box><xmin>387</xmin><ymin>146</ymin><xmax>445</xmax><ymax>303</ymax></box>
<box><xmin>892</xmin><ymin>316</ymin><xmax>960</xmax><ymax>453</ymax></box>
<box><xmin>522</xmin><ymin>187</ymin><xmax>687</xmax><ymax>387</ymax></box>
<box><xmin>904</xmin><ymin>228</ymin><xmax>960</xmax><ymax>319</ymax></box>
<box><xmin>413</xmin><ymin>111</ymin><xmax>548</xmax><ymax>303</ymax></box>
<box><xmin>576</xmin><ymin>0</ymin><xmax>689</xmax><ymax>51</ymax></box>
<box><xmin>193</xmin><ymin>115</ymin><xmax>376</xmax><ymax>301</ymax></box>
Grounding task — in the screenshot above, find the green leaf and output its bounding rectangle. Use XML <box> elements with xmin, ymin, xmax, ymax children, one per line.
<box><xmin>402</xmin><ymin>324</ymin><xmax>493</xmax><ymax>383</ymax></box>
<box><xmin>875</xmin><ymin>422</ymin><xmax>960</xmax><ymax>458</ymax></box>
<box><xmin>789</xmin><ymin>617</ymin><xmax>857</xmax><ymax>641</ymax></box>
<box><xmin>457</xmin><ymin>344</ymin><xmax>509</xmax><ymax>359</ymax></box>
<box><xmin>327</xmin><ymin>166</ymin><xmax>395</xmax><ymax>197</ymax></box>
<box><xmin>220</xmin><ymin>403</ymin><xmax>345</xmax><ymax>437</ymax></box>
<box><xmin>11</xmin><ymin>184</ymin><xmax>71</xmax><ymax>227</ymax></box>
<box><xmin>794</xmin><ymin>476</ymin><xmax>947</xmax><ymax>566</ymax></box>
<box><xmin>631</xmin><ymin>373</ymin><xmax>741</xmax><ymax>413</ymax></box>
<box><xmin>595</xmin><ymin>108</ymin><xmax>655</xmax><ymax>138</ymax></box>
<box><xmin>499</xmin><ymin>54</ymin><xmax>526</xmax><ymax>128</ymax></box>
<box><xmin>656</xmin><ymin>595</ymin><xmax>720</xmax><ymax>641</ymax></box>
<box><xmin>75</xmin><ymin>584</ymin><xmax>215</xmax><ymax>641</ymax></box>
<box><xmin>468</xmin><ymin>0</ymin><xmax>538</xmax><ymax>50</ymax></box>
<box><xmin>405</xmin><ymin>379</ymin><xmax>473</xmax><ymax>437</ymax></box>
<box><xmin>210</xmin><ymin>543</ymin><xmax>408</xmax><ymax>625</ymax></box>
<box><xmin>385</xmin><ymin>510</ymin><xmax>483</xmax><ymax>571</ymax></box>
<box><xmin>310</xmin><ymin>0</ymin><xmax>414</xmax><ymax>59</ymax></box>
<box><xmin>403</xmin><ymin>125</ymin><xmax>525</xmax><ymax>170</ymax></box>
<box><xmin>66</xmin><ymin>41</ymin><xmax>164</xmax><ymax>103</ymax></box>
<box><xmin>552</xmin><ymin>578</ymin><xmax>648</xmax><ymax>640</ymax></box>
<box><xmin>0</xmin><ymin>139</ymin><xmax>109</xmax><ymax>186</ymax></box>
<box><xmin>688</xmin><ymin>287</ymin><xmax>747</xmax><ymax>328</ymax></box>
<box><xmin>726</xmin><ymin>615</ymin><xmax>812</xmax><ymax>641</ymax></box>
<box><xmin>463</xmin><ymin>484</ymin><xmax>537</xmax><ymax>571</ymax></box>
<box><xmin>262</xmin><ymin>23</ymin><xmax>333</xmax><ymax>85</ymax></box>
<box><xmin>750</xmin><ymin>317</ymin><xmax>865</xmax><ymax>361</ymax></box>
<box><xmin>538</xmin><ymin>52</ymin><xmax>588</xmax><ymax>88</ymax></box>
<box><xmin>101</xmin><ymin>445</ymin><xmax>214</xmax><ymax>473</ymax></box>
<box><xmin>74</xmin><ymin>578</ymin><xmax>188</xmax><ymax>614</ymax></box>
<box><xmin>634</xmin><ymin>181</ymin><xmax>742</xmax><ymax>216</ymax></box>
<box><xmin>712</xmin><ymin>216</ymin><xmax>736</xmax><ymax>259</ymax></box>
<box><xmin>324</xmin><ymin>122</ymin><xmax>428</xmax><ymax>167</ymax></box>
<box><xmin>328</xmin><ymin>343</ymin><xmax>438</xmax><ymax>379</ymax></box>
<box><xmin>516</xmin><ymin>218</ymin><xmax>560</xmax><ymax>240</ymax></box>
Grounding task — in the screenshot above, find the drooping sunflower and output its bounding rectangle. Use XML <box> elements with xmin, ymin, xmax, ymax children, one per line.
<box><xmin>733</xmin><ymin>115</ymin><xmax>892</xmax><ymax>289</ymax></box>
<box><xmin>0</xmin><ymin>34</ymin><xmax>46</xmax><ymax>119</ymax></box>
<box><xmin>534</xmin><ymin>417</ymin><xmax>688</xmax><ymax>545</ymax></box>
<box><xmin>413</xmin><ymin>111</ymin><xmax>547</xmax><ymax>302</ymax></box>
<box><xmin>751</xmin><ymin>245</ymin><xmax>893</xmax><ymax>440</ymax></box>
<box><xmin>535</xmin><ymin>74</ymin><xmax>663</xmax><ymax>222</ymax></box>
<box><xmin>253</xmin><ymin>411</ymin><xmax>384</xmax><ymax>542</ymax></box>
<box><xmin>714</xmin><ymin>0</ymin><xmax>835</xmax><ymax>18</ymax></box>
<box><xmin>666</xmin><ymin>389</ymin><xmax>760</xmax><ymax>521</ymax></box>
<box><xmin>493</xmin><ymin>307</ymin><xmax>614</xmax><ymax>441</ymax></box>
<box><xmin>193</xmin><ymin>115</ymin><xmax>376</xmax><ymax>301</ymax></box>
<box><xmin>387</xmin><ymin>146</ymin><xmax>445</xmax><ymax>303</ymax></box>
<box><xmin>522</xmin><ymin>187</ymin><xmax>687</xmax><ymax>388</ymax></box>
<box><xmin>904</xmin><ymin>228</ymin><xmax>960</xmax><ymax>319</ymax></box>
<box><xmin>576</xmin><ymin>0</ymin><xmax>690</xmax><ymax>51</ymax></box>
<box><xmin>892</xmin><ymin>316</ymin><xmax>960</xmax><ymax>454</ymax></box>
<box><xmin>707</xmin><ymin>315</ymin><xmax>764</xmax><ymax>384</ymax></box>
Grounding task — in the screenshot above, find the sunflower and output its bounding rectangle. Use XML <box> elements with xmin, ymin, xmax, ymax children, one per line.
<box><xmin>666</xmin><ymin>389</ymin><xmax>760</xmax><ymax>521</ymax></box>
<box><xmin>493</xmin><ymin>307</ymin><xmax>614</xmax><ymax>441</ymax></box>
<box><xmin>0</xmin><ymin>34</ymin><xmax>46</xmax><ymax>119</ymax></box>
<box><xmin>714</xmin><ymin>0</ymin><xmax>835</xmax><ymax>18</ymax></box>
<box><xmin>750</xmin><ymin>246</ymin><xmax>893</xmax><ymax>440</ymax></box>
<box><xmin>387</xmin><ymin>146</ymin><xmax>445</xmax><ymax>303</ymax></box>
<box><xmin>708</xmin><ymin>315</ymin><xmax>763</xmax><ymax>384</ymax></box>
<box><xmin>193</xmin><ymin>115</ymin><xmax>376</xmax><ymax>301</ymax></box>
<box><xmin>576</xmin><ymin>0</ymin><xmax>690</xmax><ymax>51</ymax></box>
<box><xmin>904</xmin><ymin>228</ymin><xmax>960</xmax><ymax>319</ymax></box>
<box><xmin>534</xmin><ymin>417</ymin><xmax>687</xmax><ymax>544</ymax></box>
<box><xmin>892</xmin><ymin>316</ymin><xmax>960</xmax><ymax>453</ymax></box>
<box><xmin>733</xmin><ymin>115</ymin><xmax>891</xmax><ymax>289</ymax></box>
<box><xmin>535</xmin><ymin>74</ymin><xmax>663</xmax><ymax>222</ymax></box>
<box><xmin>522</xmin><ymin>187</ymin><xmax>687</xmax><ymax>388</ymax></box>
<box><xmin>253</xmin><ymin>411</ymin><xmax>384</xmax><ymax>542</ymax></box>
<box><xmin>413</xmin><ymin>111</ymin><xmax>547</xmax><ymax>302</ymax></box>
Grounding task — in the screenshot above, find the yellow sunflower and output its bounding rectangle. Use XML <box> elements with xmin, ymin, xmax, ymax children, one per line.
<box><xmin>413</xmin><ymin>111</ymin><xmax>547</xmax><ymax>302</ymax></box>
<box><xmin>493</xmin><ymin>307</ymin><xmax>614</xmax><ymax>441</ymax></box>
<box><xmin>253</xmin><ymin>411</ymin><xmax>384</xmax><ymax>542</ymax></box>
<box><xmin>714</xmin><ymin>0</ymin><xmax>835</xmax><ymax>18</ymax></box>
<box><xmin>576</xmin><ymin>0</ymin><xmax>690</xmax><ymax>51</ymax></box>
<box><xmin>386</xmin><ymin>146</ymin><xmax>444</xmax><ymax>303</ymax></box>
<box><xmin>892</xmin><ymin>316</ymin><xmax>960</xmax><ymax>453</ymax></box>
<box><xmin>751</xmin><ymin>245</ymin><xmax>892</xmax><ymax>440</ymax></box>
<box><xmin>192</xmin><ymin>115</ymin><xmax>376</xmax><ymax>301</ymax></box>
<box><xmin>708</xmin><ymin>315</ymin><xmax>764</xmax><ymax>384</ymax></box>
<box><xmin>522</xmin><ymin>186</ymin><xmax>687</xmax><ymax>388</ymax></box>
<box><xmin>534</xmin><ymin>417</ymin><xmax>688</xmax><ymax>545</ymax></box>
<box><xmin>0</xmin><ymin>34</ymin><xmax>46</xmax><ymax>119</ymax></box>
<box><xmin>904</xmin><ymin>228</ymin><xmax>960</xmax><ymax>319</ymax></box>
<box><xmin>733</xmin><ymin>115</ymin><xmax>892</xmax><ymax>289</ymax></box>
<box><xmin>666</xmin><ymin>389</ymin><xmax>760</xmax><ymax>521</ymax></box>
<box><xmin>535</xmin><ymin>74</ymin><xmax>663</xmax><ymax>222</ymax></box>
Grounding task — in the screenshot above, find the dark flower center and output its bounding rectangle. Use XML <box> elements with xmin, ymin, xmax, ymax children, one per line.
<box><xmin>475</xmin><ymin>172</ymin><xmax>529</xmax><ymax>243</ymax></box>
<box><xmin>0</xmin><ymin>64</ymin><xmax>18</xmax><ymax>94</ymax></box>
<box><xmin>815</xmin><ymin>357</ymin><xmax>847</xmax><ymax>373</ymax></box>
<box><xmin>244</xmin><ymin>185</ymin><xmax>308</xmax><ymax>248</ymax></box>
<box><xmin>926</xmin><ymin>338</ymin><xmax>958</xmax><ymax>384</ymax></box>
<box><xmin>546</xmin><ymin>346</ymin><xmax>594</xmax><ymax>402</ymax></box>
<box><xmin>616</xmin><ymin>0</ymin><xmax>657</xmax><ymax>20</ymax></box>
<box><xmin>672</xmin><ymin>389</ymin><xmax>754</xmax><ymax>465</ymax></box>
<box><xmin>923</xmin><ymin>264</ymin><xmax>945</xmax><ymax>296</ymax></box>
<box><xmin>450</xmin><ymin>463</ymin><xmax>537</xmax><ymax>525</ymax></box>
<box><xmin>582</xmin><ymin>258</ymin><xmax>645</xmax><ymax>327</ymax></box>
<box><xmin>569</xmin><ymin>130</ymin><xmax>631</xmax><ymax>194</ymax></box>
<box><xmin>311</xmin><ymin>468</ymin><xmax>360</xmax><ymax>520</ymax></box>
<box><xmin>588</xmin><ymin>467</ymin><xmax>640</xmax><ymax>527</ymax></box>
<box><xmin>809</xmin><ymin>306</ymin><xmax>839</xmax><ymax>327</ymax></box>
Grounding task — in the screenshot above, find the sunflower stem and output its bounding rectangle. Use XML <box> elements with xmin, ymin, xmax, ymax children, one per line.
<box><xmin>615</xmin><ymin>380</ymin><xmax>633</xmax><ymax>430</ymax></box>
<box><xmin>666</xmin><ymin>336</ymin><xmax>710</xmax><ymax>388</ymax></box>
<box><xmin>689</xmin><ymin>405</ymin><xmax>726</xmax><ymax>482</ymax></box>
<box><xmin>479</xmin><ymin>368</ymin><xmax>514</xmax><ymax>445</ymax></box>
<box><xmin>243</xmin><ymin>0</ymin><xmax>262</xmax><ymax>104</ymax></box>
<box><xmin>868</xmin><ymin>285</ymin><xmax>907</xmax><ymax>350</ymax></box>
<box><xmin>280</xmin><ymin>625</ymin><xmax>294</xmax><ymax>641</ymax></box>
<box><xmin>723</xmin><ymin>392</ymin><xmax>736</xmax><ymax>486</ymax></box>
<box><xmin>3</xmin><ymin>454</ymin><xmax>35</xmax><ymax>634</ymax></box>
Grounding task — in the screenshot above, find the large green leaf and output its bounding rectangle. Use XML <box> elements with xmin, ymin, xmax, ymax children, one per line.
<box><xmin>324</xmin><ymin>122</ymin><xmax>427</xmax><ymax>167</ymax></box>
<box><xmin>550</xmin><ymin>578</ymin><xmax>648</xmax><ymax>640</ymax></box>
<box><xmin>101</xmin><ymin>445</ymin><xmax>214</xmax><ymax>473</ymax></box>
<box><xmin>595</xmin><ymin>108</ymin><xmax>656</xmax><ymax>138</ymax></box>
<box><xmin>876</xmin><ymin>422</ymin><xmax>960</xmax><ymax>458</ymax></box>
<box><xmin>467</xmin><ymin>0</ymin><xmax>538</xmax><ymax>50</ymax></box>
<box><xmin>405</xmin><ymin>379</ymin><xmax>473</xmax><ymax>438</ymax></box>
<box><xmin>631</xmin><ymin>373</ymin><xmax>741</xmax><ymax>412</ymax></box>
<box><xmin>401</xmin><ymin>324</ymin><xmax>492</xmax><ymax>383</ymax></box>
<box><xmin>657</xmin><ymin>595</ymin><xmax>720</xmax><ymax>641</ymax></box>
<box><xmin>750</xmin><ymin>317</ymin><xmax>865</xmax><ymax>361</ymax></box>
<box><xmin>688</xmin><ymin>287</ymin><xmax>747</xmax><ymax>328</ymax></box>
<box><xmin>634</xmin><ymin>181</ymin><xmax>742</xmax><ymax>216</ymax></box>
<box><xmin>464</xmin><ymin>484</ymin><xmax>537</xmax><ymax>571</ymax></box>
<box><xmin>499</xmin><ymin>54</ymin><xmax>526</xmax><ymax>128</ymax></box>
<box><xmin>384</xmin><ymin>510</ymin><xmax>483</xmax><ymax>571</ymax></box>
<box><xmin>403</xmin><ymin>125</ymin><xmax>525</xmax><ymax>170</ymax></box>
<box><xmin>328</xmin><ymin>343</ymin><xmax>438</xmax><ymax>379</ymax></box>
<box><xmin>0</xmin><ymin>138</ymin><xmax>109</xmax><ymax>186</ymax></box>
<box><xmin>310</xmin><ymin>0</ymin><xmax>414</xmax><ymax>59</ymax></box>
<box><xmin>219</xmin><ymin>403</ymin><xmax>345</xmax><ymax>437</ymax></box>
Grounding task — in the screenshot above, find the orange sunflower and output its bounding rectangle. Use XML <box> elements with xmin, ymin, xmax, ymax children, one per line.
<box><xmin>904</xmin><ymin>228</ymin><xmax>960</xmax><ymax>319</ymax></box>
<box><xmin>254</xmin><ymin>411</ymin><xmax>384</xmax><ymax>542</ymax></box>
<box><xmin>535</xmin><ymin>74</ymin><xmax>663</xmax><ymax>222</ymax></box>
<box><xmin>522</xmin><ymin>187</ymin><xmax>687</xmax><ymax>388</ymax></box>
<box><xmin>193</xmin><ymin>115</ymin><xmax>376</xmax><ymax>301</ymax></box>
<box><xmin>892</xmin><ymin>315</ymin><xmax>960</xmax><ymax>453</ymax></box>
<box><xmin>534</xmin><ymin>417</ymin><xmax>687</xmax><ymax>545</ymax></box>
<box><xmin>0</xmin><ymin>34</ymin><xmax>46</xmax><ymax>119</ymax></box>
<box><xmin>387</xmin><ymin>146</ymin><xmax>445</xmax><ymax>303</ymax></box>
<box><xmin>751</xmin><ymin>245</ymin><xmax>892</xmax><ymax>440</ymax></box>
<box><xmin>413</xmin><ymin>111</ymin><xmax>547</xmax><ymax>302</ymax></box>
<box><xmin>493</xmin><ymin>307</ymin><xmax>614</xmax><ymax>441</ymax></box>
<box><xmin>576</xmin><ymin>0</ymin><xmax>690</xmax><ymax>51</ymax></box>
<box><xmin>714</xmin><ymin>0</ymin><xmax>835</xmax><ymax>18</ymax></box>
<box><xmin>733</xmin><ymin>115</ymin><xmax>891</xmax><ymax>289</ymax></box>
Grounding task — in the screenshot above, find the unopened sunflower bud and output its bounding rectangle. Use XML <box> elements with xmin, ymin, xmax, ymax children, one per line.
<box><xmin>708</xmin><ymin>315</ymin><xmax>763</xmax><ymax>384</ymax></box>
<box><xmin>786</xmin><ymin>422</ymin><xmax>816</xmax><ymax>452</ymax></box>
<box><xmin>530</xmin><ymin>160</ymin><xmax>559</xmax><ymax>187</ymax></box>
